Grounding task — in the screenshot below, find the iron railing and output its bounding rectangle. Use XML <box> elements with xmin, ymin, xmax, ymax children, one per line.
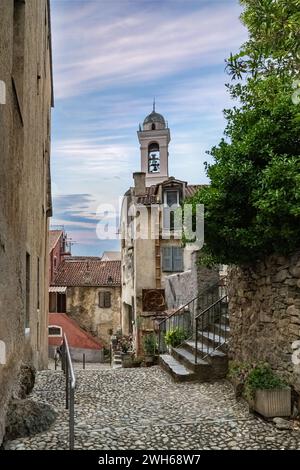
<box><xmin>158</xmin><ymin>277</ymin><xmax>227</xmax><ymax>360</ymax></box>
<box><xmin>62</xmin><ymin>334</ymin><xmax>76</xmax><ymax>450</ymax></box>
<box><xmin>195</xmin><ymin>292</ymin><xmax>228</xmax><ymax>363</ymax></box>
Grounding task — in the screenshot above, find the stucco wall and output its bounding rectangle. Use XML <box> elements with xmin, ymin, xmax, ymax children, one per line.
<box><xmin>66</xmin><ymin>286</ymin><xmax>121</xmax><ymax>346</ymax></box>
<box><xmin>165</xmin><ymin>250</ymin><xmax>220</xmax><ymax>309</ymax></box>
<box><xmin>0</xmin><ymin>0</ymin><xmax>52</xmax><ymax>443</ymax></box>
<box><xmin>228</xmin><ymin>251</ymin><xmax>300</xmax><ymax>393</ymax></box>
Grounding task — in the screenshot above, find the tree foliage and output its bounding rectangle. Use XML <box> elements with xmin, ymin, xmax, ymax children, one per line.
<box><xmin>189</xmin><ymin>0</ymin><xmax>300</xmax><ymax>265</ymax></box>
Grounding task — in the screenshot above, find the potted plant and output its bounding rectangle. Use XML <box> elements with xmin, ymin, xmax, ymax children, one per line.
<box><xmin>119</xmin><ymin>335</ymin><xmax>133</xmax><ymax>368</ymax></box>
<box><xmin>243</xmin><ymin>363</ymin><xmax>291</xmax><ymax>418</ymax></box>
<box><xmin>143</xmin><ymin>333</ymin><xmax>157</xmax><ymax>366</ymax></box>
<box><xmin>164</xmin><ymin>327</ymin><xmax>188</xmax><ymax>351</ymax></box>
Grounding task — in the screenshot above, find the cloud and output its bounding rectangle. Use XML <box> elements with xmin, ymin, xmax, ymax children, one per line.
<box><xmin>51</xmin><ymin>1</ymin><xmax>246</xmax><ymax>99</ymax></box>
<box><xmin>50</xmin><ymin>0</ymin><xmax>247</xmax><ymax>255</ymax></box>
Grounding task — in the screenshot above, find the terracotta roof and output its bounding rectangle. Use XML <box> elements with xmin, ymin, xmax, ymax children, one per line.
<box><xmin>135</xmin><ymin>183</ymin><xmax>207</xmax><ymax>204</ymax></box>
<box><xmin>136</xmin><ymin>185</ymin><xmax>158</xmax><ymax>205</ymax></box>
<box><xmin>49</xmin><ymin>230</ymin><xmax>63</xmax><ymax>253</ymax></box>
<box><xmin>52</xmin><ymin>257</ymin><xmax>121</xmax><ymax>287</ymax></box>
<box><xmin>185</xmin><ymin>184</ymin><xmax>207</xmax><ymax>198</ymax></box>
<box><xmin>48</xmin><ymin>313</ymin><xmax>103</xmax><ymax>350</ymax></box>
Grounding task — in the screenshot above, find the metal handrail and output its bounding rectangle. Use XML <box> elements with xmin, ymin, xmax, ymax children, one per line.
<box><xmin>62</xmin><ymin>334</ymin><xmax>76</xmax><ymax>450</ymax></box>
<box><xmin>195</xmin><ymin>294</ymin><xmax>227</xmax><ymax>320</ymax></box>
<box><xmin>195</xmin><ymin>293</ymin><xmax>228</xmax><ymax>363</ymax></box>
<box><xmin>158</xmin><ymin>276</ymin><xmax>227</xmax><ymax>326</ymax></box>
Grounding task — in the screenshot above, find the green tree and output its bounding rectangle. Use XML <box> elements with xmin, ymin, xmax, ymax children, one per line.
<box><xmin>189</xmin><ymin>0</ymin><xmax>300</xmax><ymax>265</ymax></box>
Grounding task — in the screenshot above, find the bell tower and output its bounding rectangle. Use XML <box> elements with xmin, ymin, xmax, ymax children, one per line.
<box><xmin>137</xmin><ymin>102</ymin><xmax>170</xmax><ymax>186</ymax></box>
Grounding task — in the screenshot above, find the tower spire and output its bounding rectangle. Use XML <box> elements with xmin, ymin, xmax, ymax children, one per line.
<box><xmin>153</xmin><ymin>97</ymin><xmax>156</xmax><ymax>112</ymax></box>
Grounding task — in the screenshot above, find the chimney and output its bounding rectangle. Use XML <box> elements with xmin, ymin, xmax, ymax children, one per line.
<box><xmin>133</xmin><ymin>172</ymin><xmax>146</xmax><ymax>196</ymax></box>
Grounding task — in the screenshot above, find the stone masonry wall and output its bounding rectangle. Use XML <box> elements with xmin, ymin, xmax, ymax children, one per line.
<box><xmin>228</xmin><ymin>251</ymin><xmax>300</xmax><ymax>392</ymax></box>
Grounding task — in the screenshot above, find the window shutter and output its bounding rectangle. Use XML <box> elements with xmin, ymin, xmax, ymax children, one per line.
<box><xmin>172</xmin><ymin>247</ymin><xmax>184</xmax><ymax>272</ymax></box>
<box><xmin>162</xmin><ymin>247</ymin><xmax>172</xmax><ymax>272</ymax></box>
<box><xmin>104</xmin><ymin>291</ymin><xmax>111</xmax><ymax>308</ymax></box>
<box><xmin>99</xmin><ymin>292</ymin><xmax>105</xmax><ymax>308</ymax></box>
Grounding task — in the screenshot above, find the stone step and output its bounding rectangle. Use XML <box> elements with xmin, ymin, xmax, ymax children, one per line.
<box><xmin>184</xmin><ymin>339</ymin><xmax>227</xmax><ymax>359</ymax></box>
<box><xmin>200</xmin><ymin>331</ymin><xmax>226</xmax><ymax>349</ymax></box>
<box><xmin>171</xmin><ymin>347</ymin><xmax>211</xmax><ymax>380</ymax></box>
<box><xmin>159</xmin><ymin>354</ymin><xmax>197</xmax><ymax>382</ymax></box>
<box><xmin>182</xmin><ymin>340</ymin><xmax>228</xmax><ymax>379</ymax></box>
<box><xmin>209</xmin><ymin>322</ymin><xmax>230</xmax><ymax>337</ymax></box>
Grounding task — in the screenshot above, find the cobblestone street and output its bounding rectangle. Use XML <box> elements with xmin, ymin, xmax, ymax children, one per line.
<box><xmin>5</xmin><ymin>367</ymin><xmax>300</xmax><ymax>450</ymax></box>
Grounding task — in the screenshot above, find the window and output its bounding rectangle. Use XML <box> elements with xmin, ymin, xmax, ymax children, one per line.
<box><xmin>163</xmin><ymin>190</ymin><xmax>180</xmax><ymax>230</ymax></box>
<box><xmin>49</xmin><ymin>292</ymin><xmax>66</xmax><ymax>313</ymax></box>
<box><xmin>25</xmin><ymin>252</ymin><xmax>30</xmax><ymax>330</ymax></box>
<box><xmin>161</xmin><ymin>246</ymin><xmax>184</xmax><ymax>272</ymax></box>
<box><xmin>148</xmin><ymin>142</ymin><xmax>160</xmax><ymax>173</ymax></box>
<box><xmin>48</xmin><ymin>326</ymin><xmax>62</xmax><ymax>337</ymax></box>
<box><xmin>99</xmin><ymin>291</ymin><xmax>111</xmax><ymax>308</ymax></box>
<box><xmin>151</xmin><ymin>123</ymin><xmax>155</xmax><ymax>130</ymax></box>
<box><xmin>57</xmin><ymin>293</ymin><xmax>66</xmax><ymax>313</ymax></box>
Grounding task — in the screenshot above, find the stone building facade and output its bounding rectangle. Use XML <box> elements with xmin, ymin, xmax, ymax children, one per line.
<box><xmin>0</xmin><ymin>0</ymin><xmax>53</xmax><ymax>444</ymax></box>
<box><xmin>51</xmin><ymin>257</ymin><xmax>121</xmax><ymax>347</ymax></box>
<box><xmin>228</xmin><ymin>251</ymin><xmax>300</xmax><ymax>393</ymax></box>
<box><xmin>121</xmin><ymin>108</ymin><xmax>204</xmax><ymax>354</ymax></box>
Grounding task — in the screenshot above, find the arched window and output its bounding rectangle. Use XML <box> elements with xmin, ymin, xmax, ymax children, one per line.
<box><xmin>48</xmin><ymin>325</ymin><xmax>62</xmax><ymax>337</ymax></box>
<box><xmin>148</xmin><ymin>142</ymin><xmax>160</xmax><ymax>173</ymax></box>
<box><xmin>151</xmin><ymin>123</ymin><xmax>155</xmax><ymax>130</ymax></box>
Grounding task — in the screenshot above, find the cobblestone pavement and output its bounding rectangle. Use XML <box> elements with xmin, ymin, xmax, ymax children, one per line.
<box><xmin>5</xmin><ymin>367</ymin><xmax>300</xmax><ymax>450</ymax></box>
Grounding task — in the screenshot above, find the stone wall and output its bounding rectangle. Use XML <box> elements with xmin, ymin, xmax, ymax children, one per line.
<box><xmin>0</xmin><ymin>0</ymin><xmax>53</xmax><ymax>444</ymax></box>
<box><xmin>228</xmin><ymin>251</ymin><xmax>300</xmax><ymax>392</ymax></box>
<box><xmin>67</xmin><ymin>286</ymin><xmax>121</xmax><ymax>347</ymax></box>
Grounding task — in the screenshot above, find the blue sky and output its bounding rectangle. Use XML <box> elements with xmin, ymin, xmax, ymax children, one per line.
<box><xmin>50</xmin><ymin>0</ymin><xmax>247</xmax><ymax>256</ymax></box>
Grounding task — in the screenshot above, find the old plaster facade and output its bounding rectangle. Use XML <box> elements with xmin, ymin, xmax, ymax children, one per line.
<box><xmin>51</xmin><ymin>257</ymin><xmax>121</xmax><ymax>347</ymax></box>
<box><xmin>0</xmin><ymin>0</ymin><xmax>53</xmax><ymax>444</ymax></box>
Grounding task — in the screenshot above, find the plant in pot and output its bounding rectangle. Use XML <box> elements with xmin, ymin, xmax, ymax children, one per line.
<box><xmin>143</xmin><ymin>333</ymin><xmax>157</xmax><ymax>366</ymax></box>
<box><xmin>119</xmin><ymin>335</ymin><xmax>133</xmax><ymax>368</ymax></box>
<box><xmin>164</xmin><ymin>327</ymin><xmax>188</xmax><ymax>351</ymax></box>
<box><xmin>244</xmin><ymin>363</ymin><xmax>291</xmax><ymax>418</ymax></box>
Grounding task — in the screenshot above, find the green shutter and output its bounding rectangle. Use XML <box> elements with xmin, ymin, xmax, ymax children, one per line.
<box><xmin>162</xmin><ymin>247</ymin><xmax>173</xmax><ymax>272</ymax></box>
<box><xmin>172</xmin><ymin>247</ymin><xmax>184</xmax><ymax>272</ymax></box>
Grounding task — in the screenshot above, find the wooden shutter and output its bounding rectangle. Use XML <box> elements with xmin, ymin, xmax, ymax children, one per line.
<box><xmin>162</xmin><ymin>247</ymin><xmax>173</xmax><ymax>272</ymax></box>
<box><xmin>99</xmin><ymin>292</ymin><xmax>105</xmax><ymax>308</ymax></box>
<box><xmin>104</xmin><ymin>291</ymin><xmax>111</xmax><ymax>308</ymax></box>
<box><xmin>172</xmin><ymin>247</ymin><xmax>184</xmax><ymax>272</ymax></box>
<box><xmin>99</xmin><ymin>291</ymin><xmax>111</xmax><ymax>308</ymax></box>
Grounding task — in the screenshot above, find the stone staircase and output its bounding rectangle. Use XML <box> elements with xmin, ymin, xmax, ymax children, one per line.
<box><xmin>159</xmin><ymin>290</ymin><xmax>229</xmax><ymax>382</ymax></box>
